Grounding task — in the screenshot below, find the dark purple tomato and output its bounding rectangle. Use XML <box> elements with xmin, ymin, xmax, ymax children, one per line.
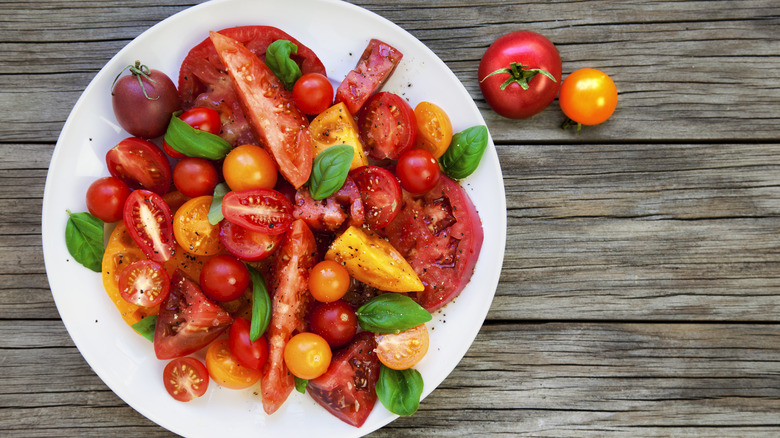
<box><xmin>112</xmin><ymin>61</ymin><xmax>180</xmax><ymax>138</ymax></box>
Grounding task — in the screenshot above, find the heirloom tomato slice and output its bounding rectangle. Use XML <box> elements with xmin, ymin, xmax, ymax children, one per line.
<box><xmin>221</xmin><ymin>188</ymin><xmax>294</xmax><ymax>235</ymax></box>
<box><xmin>335</xmin><ymin>38</ymin><xmax>403</xmax><ymax>115</ymax></box>
<box><xmin>123</xmin><ymin>189</ymin><xmax>175</xmax><ymax>264</ymax></box>
<box><xmin>261</xmin><ymin>219</ymin><xmax>317</xmax><ymax>415</ymax></box>
<box><xmin>308</xmin><ymin>102</ymin><xmax>369</xmax><ymax>171</ymax></box>
<box><xmin>308</xmin><ymin>332</ymin><xmax>380</xmax><ymax>428</ymax></box>
<box><xmin>106</xmin><ymin>137</ymin><xmax>172</xmax><ymax>196</ymax></box>
<box><xmin>293</xmin><ymin>176</ymin><xmax>364</xmax><ymax>232</ymax></box>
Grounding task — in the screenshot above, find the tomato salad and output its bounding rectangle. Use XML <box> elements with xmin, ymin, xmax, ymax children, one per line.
<box><xmin>66</xmin><ymin>25</ymin><xmax>487</xmax><ymax>428</ymax></box>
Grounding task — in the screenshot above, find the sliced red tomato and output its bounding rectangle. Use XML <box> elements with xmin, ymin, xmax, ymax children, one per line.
<box><xmin>118</xmin><ymin>260</ymin><xmax>170</xmax><ymax>307</ymax></box>
<box><xmin>178</xmin><ymin>26</ymin><xmax>326</xmax><ymax>147</ymax></box>
<box><xmin>261</xmin><ymin>219</ymin><xmax>317</xmax><ymax>415</ymax></box>
<box><xmin>358</xmin><ymin>92</ymin><xmax>417</xmax><ymax>160</ymax></box>
<box><xmin>382</xmin><ymin>176</ymin><xmax>484</xmax><ymax>311</ymax></box>
<box><xmin>154</xmin><ymin>270</ymin><xmax>233</xmax><ymax>360</ymax></box>
<box><xmin>335</xmin><ymin>39</ymin><xmax>403</xmax><ymax>115</ymax></box>
<box><xmin>292</xmin><ymin>177</ymin><xmax>364</xmax><ymax>232</ymax></box>
<box><xmin>349</xmin><ymin>165</ymin><xmax>402</xmax><ymax>229</ymax></box>
<box><xmin>221</xmin><ymin>188</ymin><xmax>294</xmax><ymax>235</ymax></box>
<box><xmin>307</xmin><ymin>332</ymin><xmax>380</xmax><ymax>428</ymax></box>
<box><xmin>163</xmin><ymin>357</ymin><xmax>209</xmax><ymax>402</ymax></box>
<box><xmin>106</xmin><ymin>137</ymin><xmax>172</xmax><ymax>195</ymax></box>
<box><xmin>123</xmin><ymin>190</ymin><xmax>176</xmax><ymax>264</ymax></box>
<box><xmin>209</xmin><ymin>31</ymin><xmax>313</xmax><ymax>189</ymax></box>
<box><xmin>219</xmin><ymin>220</ymin><xmax>283</xmax><ymax>262</ymax></box>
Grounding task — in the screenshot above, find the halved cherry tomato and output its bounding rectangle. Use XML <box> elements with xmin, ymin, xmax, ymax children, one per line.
<box><xmin>173</xmin><ymin>196</ymin><xmax>223</xmax><ymax>257</ymax></box>
<box><xmin>309</xmin><ymin>300</ymin><xmax>357</xmax><ymax>348</ymax></box>
<box><xmin>335</xmin><ymin>39</ymin><xmax>403</xmax><ymax>115</ymax></box>
<box><xmin>292</xmin><ymin>72</ymin><xmax>333</xmax><ymax>115</ymax></box>
<box><xmin>292</xmin><ymin>176</ymin><xmax>364</xmax><ymax>232</ymax></box>
<box><xmin>163</xmin><ymin>106</ymin><xmax>222</xmax><ymax>158</ymax></box>
<box><xmin>219</xmin><ymin>220</ymin><xmax>282</xmax><ymax>262</ymax></box>
<box><xmin>413</xmin><ymin>101</ymin><xmax>453</xmax><ymax>159</ymax></box>
<box><xmin>229</xmin><ymin>317</ymin><xmax>269</xmax><ymax>370</ymax></box>
<box><xmin>307</xmin><ymin>332</ymin><xmax>380</xmax><ymax>428</ymax></box>
<box><xmin>222</xmin><ymin>144</ymin><xmax>278</xmax><ymax>191</ymax></box>
<box><xmin>396</xmin><ymin>148</ymin><xmax>442</xmax><ymax>194</ymax></box>
<box><xmin>209</xmin><ymin>31</ymin><xmax>313</xmax><ymax>189</ymax></box>
<box><xmin>308</xmin><ymin>102</ymin><xmax>369</xmax><ymax>171</ymax></box>
<box><xmin>348</xmin><ymin>166</ymin><xmax>402</xmax><ymax>229</ymax></box>
<box><xmin>358</xmin><ymin>92</ymin><xmax>417</xmax><ymax>160</ymax></box>
<box><xmin>221</xmin><ymin>188</ymin><xmax>294</xmax><ymax>235</ymax></box>
<box><xmin>199</xmin><ymin>254</ymin><xmax>250</xmax><ymax>302</ymax></box>
<box><xmin>106</xmin><ymin>137</ymin><xmax>172</xmax><ymax>195</ymax></box>
<box><xmin>559</xmin><ymin>68</ymin><xmax>618</xmax><ymax>126</ymax></box>
<box><xmin>86</xmin><ymin>176</ymin><xmax>130</xmax><ymax>223</ymax></box>
<box><xmin>163</xmin><ymin>357</ymin><xmax>209</xmax><ymax>402</ymax></box>
<box><xmin>308</xmin><ymin>260</ymin><xmax>351</xmax><ymax>303</ymax></box>
<box><xmin>206</xmin><ymin>338</ymin><xmax>263</xmax><ymax>390</ymax></box>
<box><xmin>154</xmin><ymin>270</ymin><xmax>233</xmax><ymax>360</ymax></box>
<box><xmin>118</xmin><ymin>260</ymin><xmax>171</xmax><ymax>307</ymax></box>
<box><xmin>284</xmin><ymin>332</ymin><xmax>332</xmax><ymax>380</ymax></box>
<box><xmin>123</xmin><ymin>189</ymin><xmax>175</xmax><ymax>264</ymax></box>
<box><xmin>374</xmin><ymin>323</ymin><xmax>429</xmax><ymax>370</ymax></box>
<box><xmin>173</xmin><ymin>158</ymin><xmax>219</xmax><ymax>198</ymax></box>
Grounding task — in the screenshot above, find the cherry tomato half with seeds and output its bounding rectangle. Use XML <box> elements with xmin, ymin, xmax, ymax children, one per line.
<box><xmin>396</xmin><ymin>148</ymin><xmax>441</xmax><ymax>194</ymax></box>
<box><xmin>374</xmin><ymin>323</ymin><xmax>430</xmax><ymax>370</ymax></box>
<box><xmin>173</xmin><ymin>196</ymin><xmax>224</xmax><ymax>257</ymax></box>
<box><xmin>309</xmin><ymin>260</ymin><xmax>351</xmax><ymax>303</ymax></box>
<box><xmin>199</xmin><ymin>254</ymin><xmax>251</xmax><ymax>302</ymax></box>
<box><xmin>106</xmin><ymin>137</ymin><xmax>172</xmax><ymax>196</ymax></box>
<box><xmin>309</xmin><ymin>300</ymin><xmax>358</xmax><ymax>348</ymax></box>
<box><xmin>123</xmin><ymin>189</ymin><xmax>175</xmax><ymax>264</ymax></box>
<box><xmin>292</xmin><ymin>72</ymin><xmax>334</xmax><ymax>115</ymax></box>
<box><xmin>163</xmin><ymin>357</ymin><xmax>209</xmax><ymax>402</ymax></box>
<box><xmin>219</xmin><ymin>220</ymin><xmax>283</xmax><ymax>262</ymax></box>
<box><xmin>221</xmin><ymin>188</ymin><xmax>294</xmax><ymax>235</ymax></box>
<box><xmin>559</xmin><ymin>68</ymin><xmax>618</xmax><ymax>127</ymax></box>
<box><xmin>284</xmin><ymin>332</ymin><xmax>332</xmax><ymax>380</ymax></box>
<box><xmin>173</xmin><ymin>157</ymin><xmax>219</xmax><ymax>198</ymax></box>
<box><xmin>228</xmin><ymin>317</ymin><xmax>269</xmax><ymax>370</ymax></box>
<box><xmin>117</xmin><ymin>260</ymin><xmax>170</xmax><ymax>307</ymax></box>
<box><xmin>85</xmin><ymin>176</ymin><xmax>130</xmax><ymax>223</ymax></box>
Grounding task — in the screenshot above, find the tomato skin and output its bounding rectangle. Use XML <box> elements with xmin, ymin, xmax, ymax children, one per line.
<box><xmin>229</xmin><ymin>317</ymin><xmax>269</xmax><ymax>370</ymax></box>
<box><xmin>349</xmin><ymin>165</ymin><xmax>402</xmax><ymax>229</ymax></box>
<box><xmin>335</xmin><ymin>39</ymin><xmax>403</xmax><ymax>115</ymax></box>
<box><xmin>173</xmin><ymin>157</ymin><xmax>219</xmax><ymax>198</ymax></box>
<box><xmin>222</xmin><ymin>144</ymin><xmax>278</xmax><ymax>191</ymax></box>
<box><xmin>307</xmin><ymin>332</ymin><xmax>380</xmax><ymax>428</ymax></box>
<box><xmin>112</xmin><ymin>64</ymin><xmax>180</xmax><ymax>138</ymax></box>
<box><xmin>123</xmin><ymin>189</ymin><xmax>176</xmax><ymax>264</ymax></box>
<box><xmin>413</xmin><ymin>101</ymin><xmax>453</xmax><ymax>159</ymax></box>
<box><xmin>163</xmin><ymin>357</ymin><xmax>209</xmax><ymax>402</ymax></box>
<box><xmin>222</xmin><ymin>188</ymin><xmax>294</xmax><ymax>235</ymax></box>
<box><xmin>308</xmin><ymin>260</ymin><xmax>351</xmax><ymax>303</ymax></box>
<box><xmin>292</xmin><ymin>72</ymin><xmax>334</xmax><ymax>115</ymax></box>
<box><xmin>219</xmin><ymin>220</ymin><xmax>282</xmax><ymax>262</ymax></box>
<box><xmin>106</xmin><ymin>137</ymin><xmax>172</xmax><ymax>196</ymax></box>
<box><xmin>309</xmin><ymin>300</ymin><xmax>357</xmax><ymax>348</ymax></box>
<box><xmin>396</xmin><ymin>148</ymin><xmax>442</xmax><ymax>194</ymax></box>
<box><xmin>85</xmin><ymin>176</ymin><xmax>130</xmax><ymax>223</ymax></box>
<box><xmin>374</xmin><ymin>324</ymin><xmax>429</xmax><ymax>370</ymax></box>
<box><xmin>199</xmin><ymin>254</ymin><xmax>251</xmax><ymax>302</ymax></box>
<box><xmin>206</xmin><ymin>338</ymin><xmax>263</xmax><ymax>390</ymax></box>
<box><xmin>358</xmin><ymin>92</ymin><xmax>418</xmax><ymax>160</ymax></box>
<box><xmin>559</xmin><ymin>68</ymin><xmax>618</xmax><ymax>126</ymax></box>
<box><xmin>478</xmin><ymin>31</ymin><xmax>562</xmax><ymax>119</ymax></box>
<box><xmin>283</xmin><ymin>332</ymin><xmax>332</xmax><ymax>380</ymax></box>
<box><xmin>163</xmin><ymin>107</ymin><xmax>222</xmax><ymax>158</ymax></box>
<box><xmin>118</xmin><ymin>260</ymin><xmax>171</xmax><ymax>307</ymax></box>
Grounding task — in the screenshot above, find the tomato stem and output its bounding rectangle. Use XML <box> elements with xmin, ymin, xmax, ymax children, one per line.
<box><xmin>561</xmin><ymin>117</ymin><xmax>582</xmax><ymax>132</ymax></box>
<box><xmin>111</xmin><ymin>60</ymin><xmax>160</xmax><ymax>100</ymax></box>
<box><xmin>481</xmin><ymin>62</ymin><xmax>556</xmax><ymax>91</ymax></box>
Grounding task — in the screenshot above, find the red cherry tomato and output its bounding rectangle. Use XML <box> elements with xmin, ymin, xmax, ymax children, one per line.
<box><xmin>228</xmin><ymin>317</ymin><xmax>269</xmax><ymax>370</ymax></box>
<box><xmin>122</xmin><ymin>189</ymin><xmax>175</xmax><ymax>264</ymax></box>
<box><xmin>199</xmin><ymin>254</ymin><xmax>251</xmax><ymax>302</ymax></box>
<box><xmin>292</xmin><ymin>73</ymin><xmax>333</xmax><ymax>115</ymax></box>
<box><xmin>358</xmin><ymin>92</ymin><xmax>417</xmax><ymax>160</ymax></box>
<box><xmin>309</xmin><ymin>300</ymin><xmax>358</xmax><ymax>348</ymax></box>
<box><xmin>163</xmin><ymin>357</ymin><xmax>209</xmax><ymax>402</ymax></box>
<box><xmin>173</xmin><ymin>157</ymin><xmax>219</xmax><ymax>198</ymax></box>
<box><xmin>85</xmin><ymin>176</ymin><xmax>130</xmax><ymax>222</ymax></box>
<box><xmin>163</xmin><ymin>106</ymin><xmax>222</xmax><ymax>158</ymax></box>
<box><xmin>349</xmin><ymin>165</ymin><xmax>402</xmax><ymax>229</ymax></box>
<box><xmin>106</xmin><ymin>137</ymin><xmax>172</xmax><ymax>196</ymax></box>
<box><xmin>118</xmin><ymin>260</ymin><xmax>170</xmax><ymax>307</ymax></box>
<box><xmin>396</xmin><ymin>148</ymin><xmax>441</xmax><ymax>194</ymax></box>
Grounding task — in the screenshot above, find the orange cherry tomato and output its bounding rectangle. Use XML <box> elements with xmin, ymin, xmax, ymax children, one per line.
<box><xmin>205</xmin><ymin>338</ymin><xmax>262</xmax><ymax>390</ymax></box>
<box><xmin>558</xmin><ymin>68</ymin><xmax>618</xmax><ymax>126</ymax></box>
<box><xmin>374</xmin><ymin>324</ymin><xmax>429</xmax><ymax>370</ymax></box>
<box><xmin>308</xmin><ymin>260</ymin><xmax>351</xmax><ymax>303</ymax></box>
<box><xmin>283</xmin><ymin>332</ymin><xmax>332</xmax><ymax>380</ymax></box>
<box><xmin>222</xmin><ymin>144</ymin><xmax>278</xmax><ymax>191</ymax></box>
<box><xmin>173</xmin><ymin>196</ymin><xmax>224</xmax><ymax>257</ymax></box>
<box><xmin>413</xmin><ymin>101</ymin><xmax>453</xmax><ymax>159</ymax></box>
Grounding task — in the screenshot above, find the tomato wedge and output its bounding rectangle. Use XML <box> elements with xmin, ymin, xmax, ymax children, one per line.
<box><xmin>221</xmin><ymin>188</ymin><xmax>294</xmax><ymax>235</ymax></box>
<box><xmin>154</xmin><ymin>270</ymin><xmax>233</xmax><ymax>360</ymax></box>
<box><xmin>261</xmin><ymin>219</ymin><xmax>317</xmax><ymax>415</ymax></box>
<box><xmin>292</xmin><ymin>176</ymin><xmax>364</xmax><ymax>232</ymax></box>
<box><xmin>349</xmin><ymin>165</ymin><xmax>402</xmax><ymax>229</ymax></box>
<box><xmin>106</xmin><ymin>137</ymin><xmax>172</xmax><ymax>196</ymax></box>
<box><xmin>123</xmin><ymin>189</ymin><xmax>176</xmax><ymax>264</ymax></box>
<box><xmin>118</xmin><ymin>260</ymin><xmax>171</xmax><ymax>307</ymax></box>
<box><xmin>307</xmin><ymin>332</ymin><xmax>380</xmax><ymax>427</ymax></box>
<box><xmin>219</xmin><ymin>220</ymin><xmax>282</xmax><ymax>262</ymax></box>
<box><xmin>209</xmin><ymin>31</ymin><xmax>313</xmax><ymax>189</ymax></box>
<box><xmin>335</xmin><ymin>39</ymin><xmax>403</xmax><ymax>115</ymax></box>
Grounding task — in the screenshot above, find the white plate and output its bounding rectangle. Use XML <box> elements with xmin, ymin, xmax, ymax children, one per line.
<box><xmin>41</xmin><ymin>0</ymin><xmax>507</xmax><ymax>436</ymax></box>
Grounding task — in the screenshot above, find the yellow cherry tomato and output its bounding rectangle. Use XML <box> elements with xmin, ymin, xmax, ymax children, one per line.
<box><xmin>559</xmin><ymin>68</ymin><xmax>618</xmax><ymax>126</ymax></box>
<box><xmin>205</xmin><ymin>339</ymin><xmax>262</xmax><ymax>390</ymax></box>
<box><xmin>222</xmin><ymin>144</ymin><xmax>278</xmax><ymax>191</ymax></box>
<box><xmin>309</xmin><ymin>260</ymin><xmax>351</xmax><ymax>303</ymax></box>
<box><xmin>283</xmin><ymin>332</ymin><xmax>332</xmax><ymax>380</ymax></box>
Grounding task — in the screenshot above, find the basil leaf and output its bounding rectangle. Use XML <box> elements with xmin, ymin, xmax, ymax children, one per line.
<box><xmin>309</xmin><ymin>144</ymin><xmax>354</xmax><ymax>200</ymax></box>
<box><xmin>131</xmin><ymin>315</ymin><xmax>158</xmax><ymax>342</ymax></box>
<box><xmin>64</xmin><ymin>210</ymin><xmax>104</xmax><ymax>272</ymax></box>
<box><xmin>164</xmin><ymin>114</ymin><xmax>232</xmax><ymax>160</ymax></box>
<box><xmin>294</xmin><ymin>376</ymin><xmax>308</xmax><ymax>394</ymax></box>
<box><xmin>247</xmin><ymin>265</ymin><xmax>271</xmax><ymax>341</ymax></box>
<box><xmin>265</xmin><ymin>40</ymin><xmax>302</xmax><ymax>90</ymax></box>
<box><xmin>207</xmin><ymin>182</ymin><xmax>230</xmax><ymax>225</ymax></box>
<box><xmin>356</xmin><ymin>293</ymin><xmax>432</xmax><ymax>334</ymax></box>
<box><xmin>439</xmin><ymin>125</ymin><xmax>489</xmax><ymax>180</ymax></box>
<box><xmin>376</xmin><ymin>365</ymin><xmax>424</xmax><ymax>416</ymax></box>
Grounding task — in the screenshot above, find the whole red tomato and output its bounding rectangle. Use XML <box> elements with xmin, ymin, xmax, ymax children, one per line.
<box><xmin>478</xmin><ymin>31</ymin><xmax>562</xmax><ymax>119</ymax></box>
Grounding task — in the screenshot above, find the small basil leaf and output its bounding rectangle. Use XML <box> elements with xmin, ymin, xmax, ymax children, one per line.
<box><xmin>294</xmin><ymin>376</ymin><xmax>308</xmax><ymax>394</ymax></box>
<box><xmin>376</xmin><ymin>365</ymin><xmax>424</xmax><ymax>416</ymax></box>
<box><xmin>309</xmin><ymin>144</ymin><xmax>354</xmax><ymax>200</ymax></box>
<box><xmin>265</xmin><ymin>40</ymin><xmax>302</xmax><ymax>90</ymax></box>
<box><xmin>64</xmin><ymin>210</ymin><xmax>104</xmax><ymax>272</ymax></box>
<box><xmin>131</xmin><ymin>315</ymin><xmax>158</xmax><ymax>342</ymax></box>
<box><xmin>439</xmin><ymin>125</ymin><xmax>489</xmax><ymax>180</ymax></box>
<box><xmin>247</xmin><ymin>265</ymin><xmax>271</xmax><ymax>341</ymax></box>
<box><xmin>356</xmin><ymin>293</ymin><xmax>432</xmax><ymax>334</ymax></box>
<box><xmin>164</xmin><ymin>114</ymin><xmax>232</xmax><ymax>160</ymax></box>
<box><xmin>207</xmin><ymin>182</ymin><xmax>230</xmax><ymax>225</ymax></box>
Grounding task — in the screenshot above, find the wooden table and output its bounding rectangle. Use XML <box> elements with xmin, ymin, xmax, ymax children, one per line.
<box><xmin>3</xmin><ymin>0</ymin><xmax>779</xmax><ymax>436</ymax></box>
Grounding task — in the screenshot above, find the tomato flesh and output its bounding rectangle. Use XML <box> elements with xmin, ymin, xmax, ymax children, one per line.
<box><xmin>123</xmin><ymin>189</ymin><xmax>176</xmax><ymax>264</ymax></box>
<box><xmin>106</xmin><ymin>137</ymin><xmax>172</xmax><ymax>196</ymax></box>
<box><xmin>374</xmin><ymin>324</ymin><xmax>429</xmax><ymax>370</ymax></box>
<box><xmin>335</xmin><ymin>39</ymin><xmax>403</xmax><ymax>115</ymax></box>
<box><xmin>173</xmin><ymin>195</ymin><xmax>224</xmax><ymax>257</ymax></box>
<box><xmin>358</xmin><ymin>92</ymin><xmax>417</xmax><ymax>160</ymax></box>
<box><xmin>118</xmin><ymin>260</ymin><xmax>170</xmax><ymax>307</ymax></box>
<box><xmin>292</xmin><ymin>176</ymin><xmax>364</xmax><ymax>232</ymax></box>
<box><xmin>222</xmin><ymin>188</ymin><xmax>295</xmax><ymax>235</ymax></box>
<box><xmin>349</xmin><ymin>166</ymin><xmax>402</xmax><ymax>229</ymax></box>
<box><xmin>163</xmin><ymin>357</ymin><xmax>209</xmax><ymax>402</ymax></box>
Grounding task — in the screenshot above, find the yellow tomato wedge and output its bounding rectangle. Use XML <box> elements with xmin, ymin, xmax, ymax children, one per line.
<box><xmin>309</xmin><ymin>102</ymin><xmax>369</xmax><ymax>170</ymax></box>
<box><xmin>325</xmin><ymin>226</ymin><xmax>423</xmax><ymax>292</ymax></box>
<box><xmin>413</xmin><ymin>101</ymin><xmax>453</xmax><ymax>159</ymax></box>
